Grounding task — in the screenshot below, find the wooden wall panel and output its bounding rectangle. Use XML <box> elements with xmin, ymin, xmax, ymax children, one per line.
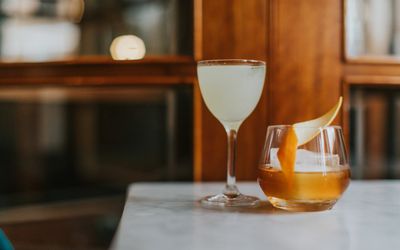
<box><xmin>194</xmin><ymin>0</ymin><xmax>268</xmax><ymax>181</ymax></box>
<box><xmin>194</xmin><ymin>0</ymin><xmax>400</xmax><ymax>181</ymax></box>
<box><xmin>268</xmin><ymin>0</ymin><xmax>343</xmax><ymax>124</ymax></box>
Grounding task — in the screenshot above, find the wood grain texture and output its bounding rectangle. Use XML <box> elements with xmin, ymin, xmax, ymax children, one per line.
<box><xmin>135</xmin><ymin>0</ymin><xmax>400</xmax><ymax>182</ymax></box>
<box><xmin>342</xmin><ymin>79</ymin><xmax>351</xmax><ymax>150</ymax></box>
<box><xmin>193</xmin><ymin>79</ymin><xmax>203</xmax><ymax>181</ymax></box>
<box><xmin>0</xmin><ymin>56</ymin><xmax>196</xmax><ymax>82</ymax></box>
<box><xmin>194</xmin><ymin>0</ymin><xmax>268</xmax><ymax>181</ymax></box>
<box><xmin>345</xmin><ymin>64</ymin><xmax>400</xmax><ymax>76</ymax></box>
<box><xmin>268</xmin><ymin>0</ymin><xmax>343</xmax><ymax>125</ymax></box>
<box><xmin>0</xmin><ymin>56</ymin><xmax>196</xmax><ymax>89</ymax></box>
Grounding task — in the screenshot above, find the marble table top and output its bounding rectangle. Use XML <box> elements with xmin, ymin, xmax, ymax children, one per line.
<box><xmin>111</xmin><ymin>181</ymin><xmax>400</xmax><ymax>250</ymax></box>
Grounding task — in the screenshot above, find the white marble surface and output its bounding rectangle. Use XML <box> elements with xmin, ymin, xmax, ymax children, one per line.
<box><xmin>111</xmin><ymin>181</ymin><xmax>400</xmax><ymax>250</ymax></box>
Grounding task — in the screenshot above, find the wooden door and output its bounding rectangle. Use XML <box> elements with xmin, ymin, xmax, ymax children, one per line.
<box><xmin>194</xmin><ymin>0</ymin><xmax>343</xmax><ymax>181</ymax></box>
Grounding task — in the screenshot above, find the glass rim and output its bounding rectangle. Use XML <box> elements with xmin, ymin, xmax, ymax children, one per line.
<box><xmin>197</xmin><ymin>59</ymin><xmax>266</xmax><ymax>66</ymax></box>
<box><xmin>267</xmin><ymin>125</ymin><xmax>342</xmax><ymax>130</ymax></box>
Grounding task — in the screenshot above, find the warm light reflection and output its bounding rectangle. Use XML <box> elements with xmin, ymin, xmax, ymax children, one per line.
<box><xmin>110</xmin><ymin>35</ymin><xmax>146</xmax><ymax>60</ymax></box>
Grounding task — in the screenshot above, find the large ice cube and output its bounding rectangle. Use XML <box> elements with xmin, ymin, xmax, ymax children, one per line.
<box><xmin>269</xmin><ymin>148</ymin><xmax>341</xmax><ymax>172</ymax></box>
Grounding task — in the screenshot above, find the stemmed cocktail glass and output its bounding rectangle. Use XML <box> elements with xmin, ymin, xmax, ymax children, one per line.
<box><xmin>197</xmin><ymin>59</ymin><xmax>266</xmax><ymax>207</ymax></box>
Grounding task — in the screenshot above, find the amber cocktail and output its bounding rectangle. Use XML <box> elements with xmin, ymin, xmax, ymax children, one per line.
<box><xmin>258</xmin><ymin>126</ymin><xmax>350</xmax><ymax>211</ymax></box>
<box><xmin>258</xmin><ymin>166</ymin><xmax>350</xmax><ymax>211</ymax></box>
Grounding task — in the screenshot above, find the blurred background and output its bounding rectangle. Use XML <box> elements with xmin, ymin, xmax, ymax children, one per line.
<box><xmin>346</xmin><ymin>0</ymin><xmax>400</xmax><ymax>179</ymax></box>
<box><xmin>0</xmin><ymin>0</ymin><xmax>193</xmax><ymax>60</ymax></box>
<box><xmin>0</xmin><ymin>0</ymin><xmax>194</xmax><ymax>249</ymax></box>
<box><xmin>0</xmin><ymin>0</ymin><xmax>399</xmax><ymax>249</ymax></box>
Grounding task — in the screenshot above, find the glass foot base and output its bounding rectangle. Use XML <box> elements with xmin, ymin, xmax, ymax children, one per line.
<box><xmin>200</xmin><ymin>193</ymin><xmax>260</xmax><ymax>208</ymax></box>
<box><xmin>268</xmin><ymin>197</ymin><xmax>337</xmax><ymax>212</ymax></box>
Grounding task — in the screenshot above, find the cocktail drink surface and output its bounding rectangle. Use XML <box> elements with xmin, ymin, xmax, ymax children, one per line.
<box><xmin>258</xmin><ymin>165</ymin><xmax>350</xmax><ymax>211</ymax></box>
<box><xmin>197</xmin><ymin>59</ymin><xmax>266</xmax><ymax>207</ymax></box>
<box><xmin>197</xmin><ymin>64</ymin><xmax>265</xmax><ymax>129</ymax></box>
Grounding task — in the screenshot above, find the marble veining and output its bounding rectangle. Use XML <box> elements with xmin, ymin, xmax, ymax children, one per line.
<box><xmin>111</xmin><ymin>181</ymin><xmax>400</xmax><ymax>250</ymax></box>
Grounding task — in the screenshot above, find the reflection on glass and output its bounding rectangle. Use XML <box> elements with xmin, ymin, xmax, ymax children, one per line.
<box><xmin>346</xmin><ymin>0</ymin><xmax>400</xmax><ymax>58</ymax></box>
<box><xmin>1</xmin><ymin>18</ymin><xmax>80</xmax><ymax>61</ymax></box>
<box><xmin>0</xmin><ymin>0</ymin><xmax>192</xmax><ymax>62</ymax></box>
<box><xmin>350</xmin><ymin>86</ymin><xmax>400</xmax><ymax>179</ymax></box>
<box><xmin>1</xmin><ymin>0</ymin><xmax>84</xmax><ymax>22</ymax></box>
<box><xmin>0</xmin><ymin>86</ymin><xmax>193</xmax><ymax>207</ymax></box>
<box><xmin>1</xmin><ymin>0</ymin><xmax>40</xmax><ymax>17</ymax></box>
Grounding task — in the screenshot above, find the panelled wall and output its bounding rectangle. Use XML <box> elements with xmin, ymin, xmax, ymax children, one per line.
<box><xmin>194</xmin><ymin>0</ymin><xmax>269</xmax><ymax>181</ymax></box>
<box><xmin>194</xmin><ymin>0</ymin><xmax>343</xmax><ymax>181</ymax></box>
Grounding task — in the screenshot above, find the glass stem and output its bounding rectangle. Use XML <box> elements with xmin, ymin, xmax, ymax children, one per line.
<box><xmin>224</xmin><ymin>128</ymin><xmax>240</xmax><ymax>198</ymax></box>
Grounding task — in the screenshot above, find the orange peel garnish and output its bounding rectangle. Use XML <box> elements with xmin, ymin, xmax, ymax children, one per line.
<box><xmin>277</xmin><ymin>126</ymin><xmax>298</xmax><ymax>185</ymax></box>
<box><xmin>277</xmin><ymin>97</ymin><xmax>343</xmax><ymax>185</ymax></box>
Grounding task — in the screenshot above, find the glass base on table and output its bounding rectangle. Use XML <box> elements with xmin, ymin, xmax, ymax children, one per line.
<box><xmin>268</xmin><ymin>197</ymin><xmax>338</xmax><ymax>212</ymax></box>
<box><xmin>200</xmin><ymin>193</ymin><xmax>260</xmax><ymax>208</ymax></box>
